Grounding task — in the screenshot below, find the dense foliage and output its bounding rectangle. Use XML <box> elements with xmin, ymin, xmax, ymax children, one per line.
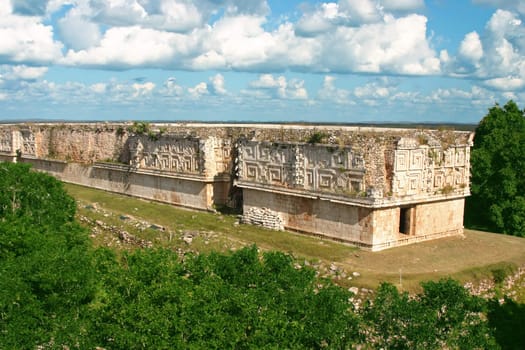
<box><xmin>1</xmin><ymin>162</ymin><xmax>522</xmax><ymax>349</ymax></box>
<box><xmin>86</xmin><ymin>246</ymin><xmax>360</xmax><ymax>349</ymax></box>
<box><xmin>467</xmin><ymin>100</ymin><xmax>525</xmax><ymax>236</ymax></box>
<box><xmin>362</xmin><ymin>279</ymin><xmax>498</xmax><ymax>349</ymax></box>
<box><xmin>0</xmin><ymin>162</ymin><xmax>95</xmax><ymax>348</ymax></box>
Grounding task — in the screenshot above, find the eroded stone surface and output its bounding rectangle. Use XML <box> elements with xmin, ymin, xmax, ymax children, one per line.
<box><xmin>0</xmin><ymin>123</ymin><xmax>473</xmax><ymax>250</ymax></box>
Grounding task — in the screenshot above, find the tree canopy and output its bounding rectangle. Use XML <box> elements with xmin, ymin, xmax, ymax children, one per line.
<box><xmin>468</xmin><ymin>100</ymin><xmax>525</xmax><ymax>236</ymax></box>
<box><xmin>1</xmin><ymin>162</ymin><xmax>520</xmax><ymax>349</ymax></box>
<box><xmin>0</xmin><ymin>162</ymin><xmax>95</xmax><ymax>348</ymax></box>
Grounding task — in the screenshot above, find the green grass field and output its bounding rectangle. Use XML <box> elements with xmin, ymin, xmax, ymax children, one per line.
<box><xmin>65</xmin><ymin>183</ymin><xmax>525</xmax><ymax>294</ymax></box>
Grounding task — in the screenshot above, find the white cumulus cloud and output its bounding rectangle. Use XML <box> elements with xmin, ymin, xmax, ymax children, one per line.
<box><xmin>160</xmin><ymin>77</ymin><xmax>184</xmax><ymax>96</ymax></box>
<box><xmin>448</xmin><ymin>9</ymin><xmax>525</xmax><ymax>91</ymax></box>
<box><xmin>0</xmin><ymin>6</ymin><xmax>63</xmax><ymax>65</ymax></box>
<box><xmin>338</xmin><ymin>0</ymin><xmax>383</xmax><ymax>25</ymax></box>
<box><xmin>0</xmin><ymin>65</ymin><xmax>48</xmax><ymax>81</ymax></box>
<box><xmin>188</xmin><ymin>82</ymin><xmax>209</xmax><ymax>98</ymax></box>
<box><xmin>57</xmin><ymin>7</ymin><xmax>102</xmax><ymax>50</ymax></box>
<box><xmin>247</xmin><ymin>74</ymin><xmax>308</xmax><ymax>100</ymax></box>
<box><xmin>473</xmin><ymin>0</ymin><xmax>525</xmax><ymax>16</ymax></box>
<box><xmin>321</xmin><ymin>14</ymin><xmax>440</xmax><ymax>74</ymax></box>
<box><xmin>459</xmin><ymin>31</ymin><xmax>483</xmax><ymax>64</ymax></box>
<box><xmin>209</xmin><ymin>74</ymin><xmax>227</xmax><ymax>95</ymax></box>
<box><xmin>132</xmin><ymin>81</ymin><xmax>155</xmax><ymax>98</ymax></box>
<box><xmin>484</xmin><ymin>76</ymin><xmax>525</xmax><ymax>90</ymax></box>
<box><xmin>62</xmin><ymin>26</ymin><xmax>186</xmax><ymax>67</ymax></box>
<box><xmin>49</xmin><ymin>0</ymin><xmax>440</xmax><ymax>77</ymax></box>
<box><xmin>381</xmin><ymin>0</ymin><xmax>424</xmax><ymax>12</ymax></box>
<box><xmin>317</xmin><ymin>76</ymin><xmax>351</xmax><ymax>104</ymax></box>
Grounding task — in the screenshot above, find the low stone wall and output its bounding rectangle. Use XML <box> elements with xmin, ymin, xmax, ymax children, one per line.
<box><xmin>0</xmin><ymin>153</ymin><xmax>16</xmax><ymax>163</ymax></box>
<box><xmin>370</xmin><ymin>228</ymin><xmax>464</xmax><ymax>251</ymax></box>
<box><xmin>242</xmin><ymin>187</ymin><xmax>465</xmax><ymax>251</ymax></box>
<box><xmin>21</xmin><ymin>158</ymin><xmax>228</xmax><ymax>211</ymax></box>
<box><xmin>242</xmin><ymin>188</ymin><xmax>375</xmax><ymax>246</ymax></box>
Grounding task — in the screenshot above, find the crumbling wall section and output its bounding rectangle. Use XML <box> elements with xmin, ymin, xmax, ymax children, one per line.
<box><xmin>392</xmin><ymin>131</ymin><xmax>472</xmax><ymax>201</ymax></box>
<box><xmin>30</xmin><ymin>124</ymin><xmax>128</xmax><ymax>162</ymax></box>
<box><xmin>0</xmin><ymin>128</ymin><xmax>15</xmax><ymax>154</ymax></box>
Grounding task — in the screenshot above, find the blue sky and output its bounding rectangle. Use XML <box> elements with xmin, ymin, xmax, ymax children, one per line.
<box><xmin>1</xmin><ymin>0</ymin><xmax>524</xmax><ymax>123</ymax></box>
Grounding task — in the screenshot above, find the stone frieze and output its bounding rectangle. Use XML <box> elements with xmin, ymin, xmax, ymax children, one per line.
<box><xmin>237</xmin><ymin>141</ymin><xmax>366</xmax><ymax>195</ymax></box>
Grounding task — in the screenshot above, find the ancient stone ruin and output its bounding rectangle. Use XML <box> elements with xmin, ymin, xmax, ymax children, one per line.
<box><xmin>0</xmin><ymin>122</ymin><xmax>474</xmax><ymax>251</ymax></box>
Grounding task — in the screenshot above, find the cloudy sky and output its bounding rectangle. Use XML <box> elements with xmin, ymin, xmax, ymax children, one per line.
<box><xmin>0</xmin><ymin>0</ymin><xmax>524</xmax><ymax>123</ymax></box>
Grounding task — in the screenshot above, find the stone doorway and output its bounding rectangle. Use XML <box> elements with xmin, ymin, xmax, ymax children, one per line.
<box><xmin>399</xmin><ymin>206</ymin><xmax>414</xmax><ymax>235</ymax></box>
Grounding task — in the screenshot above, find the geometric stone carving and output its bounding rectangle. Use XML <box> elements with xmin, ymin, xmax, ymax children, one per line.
<box><xmin>319</xmin><ymin>173</ymin><xmax>332</xmax><ymax>188</ymax></box>
<box><xmin>0</xmin><ymin>130</ymin><xmax>13</xmax><ymax>153</ymax></box>
<box><xmin>393</xmin><ymin>143</ymin><xmax>471</xmax><ymax>197</ymax></box>
<box><xmin>410</xmin><ymin>149</ymin><xmax>424</xmax><ymax>170</ymax></box>
<box><xmin>246</xmin><ymin>163</ymin><xmax>258</xmax><ymax>178</ymax></box>
<box><xmin>21</xmin><ymin>130</ymin><xmax>35</xmax><ymax>156</ymax></box>
<box><xmin>130</xmin><ymin>135</ymin><xmax>201</xmax><ymax>174</ymax></box>
<box><xmin>396</xmin><ymin>150</ymin><xmax>408</xmax><ymax>171</ymax></box>
<box><xmin>237</xmin><ymin>140</ymin><xmax>366</xmax><ymax>196</ymax></box>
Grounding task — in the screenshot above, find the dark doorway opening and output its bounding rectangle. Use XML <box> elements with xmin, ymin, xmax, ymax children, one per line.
<box><xmin>399</xmin><ymin>207</ymin><xmax>411</xmax><ymax>234</ymax></box>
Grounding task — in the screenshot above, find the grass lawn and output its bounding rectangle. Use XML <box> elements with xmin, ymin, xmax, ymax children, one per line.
<box><xmin>65</xmin><ymin>182</ymin><xmax>525</xmax><ymax>293</ymax></box>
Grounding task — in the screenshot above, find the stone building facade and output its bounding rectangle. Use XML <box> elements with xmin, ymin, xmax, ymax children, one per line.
<box><xmin>0</xmin><ymin>123</ymin><xmax>473</xmax><ymax>251</ymax></box>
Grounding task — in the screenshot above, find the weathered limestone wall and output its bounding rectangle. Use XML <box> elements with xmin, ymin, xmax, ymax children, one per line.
<box><xmin>365</xmin><ymin>198</ymin><xmax>465</xmax><ymax>250</ymax></box>
<box><xmin>0</xmin><ymin>122</ymin><xmax>473</xmax><ymax>251</ymax></box>
<box><xmin>25</xmin><ymin>124</ymin><xmax>127</xmax><ymax>162</ymax></box>
<box><xmin>0</xmin><ymin>154</ymin><xmax>16</xmax><ymax>162</ymax></box>
<box><xmin>0</xmin><ymin>128</ymin><xmax>14</xmax><ymax>154</ymax></box>
<box><xmin>127</xmin><ymin>134</ymin><xmax>232</xmax><ymax>178</ymax></box>
<box><xmin>243</xmin><ymin>188</ymin><xmax>465</xmax><ymax>251</ymax></box>
<box><xmin>370</xmin><ymin>208</ymin><xmax>400</xmax><ymax>247</ymax></box>
<box><xmin>21</xmin><ymin>158</ymin><xmax>218</xmax><ymax>210</ymax></box>
<box><xmin>242</xmin><ymin>188</ymin><xmax>375</xmax><ymax>247</ymax></box>
<box><xmin>414</xmin><ymin>198</ymin><xmax>465</xmax><ymax>237</ymax></box>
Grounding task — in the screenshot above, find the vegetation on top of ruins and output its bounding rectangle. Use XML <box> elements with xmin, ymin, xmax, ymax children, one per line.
<box><xmin>466</xmin><ymin>100</ymin><xmax>525</xmax><ymax>237</ymax></box>
<box><xmin>115</xmin><ymin>125</ymin><xmax>126</xmax><ymax>136</ymax></box>
<box><xmin>306</xmin><ymin>131</ymin><xmax>328</xmax><ymax>144</ymax></box>
<box><xmin>125</xmin><ymin>121</ymin><xmax>167</xmax><ymax>141</ymax></box>
<box><xmin>126</xmin><ymin>121</ymin><xmax>151</xmax><ymax>135</ymax></box>
<box><xmin>1</xmin><ymin>163</ymin><xmax>524</xmax><ymax>349</ymax></box>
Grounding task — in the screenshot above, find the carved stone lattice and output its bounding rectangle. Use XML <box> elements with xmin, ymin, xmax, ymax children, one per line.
<box><xmin>21</xmin><ymin>130</ymin><xmax>36</xmax><ymax>156</ymax></box>
<box><xmin>238</xmin><ymin>141</ymin><xmax>365</xmax><ymax>195</ymax></box>
<box><xmin>393</xmin><ymin>139</ymin><xmax>470</xmax><ymax>197</ymax></box>
<box><xmin>0</xmin><ymin>131</ymin><xmax>13</xmax><ymax>153</ymax></box>
<box><xmin>129</xmin><ymin>136</ymin><xmax>202</xmax><ymax>174</ymax></box>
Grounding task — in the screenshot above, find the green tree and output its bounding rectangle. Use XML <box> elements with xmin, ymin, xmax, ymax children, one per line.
<box><xmin>362</xmin><ymin>279</ymin><xmax>498</xmax><ymax>349</ymax></box>
<box><xmin>0</xmin><ymin>163</ymin><xmax>95</xmax><ymax>349</ymax></box>
<box><xmin>88</xmin><ymin>246</ymin><xmax>361</xmax><ymax>349</ymax></box>
<box><xmin>467</xmin><ymin>100</ymin><xmax>525</xmax><ymax>236</ymax></box>
<box><xmin>488</xmin><ymin>296</ymin><xmax>525</xmax><ymax>350</ymax></box>
<box><xmin>0</xmin><ymin>162</ymin><xmax>75</xmax><ymax>226</ymax></box>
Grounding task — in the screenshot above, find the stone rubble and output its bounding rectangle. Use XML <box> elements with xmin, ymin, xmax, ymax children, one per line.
<box><xmin>79</xmin><ymin>214</ymin><xmax>153</xmax><ymax>248</ymax></box>
<box><xmin>464</xmin><ymin>267</ymin><xmax>525</xmax><ymax>303</ymax></box>
<box><xmin>241</xmin><ymin>207</ymin><xmax>284</xmax><ymax>231</ymax></box>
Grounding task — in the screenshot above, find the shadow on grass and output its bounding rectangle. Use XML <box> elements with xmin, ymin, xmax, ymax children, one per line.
<box><xmin>214</xmin><ymin>204</ymin><xmax>242</xmax><ymax>216</ymax></box>
<box><xmin>488</xmin><ymin>297</ymin><xmax>525</xmax><ymax>350</ymax></box>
